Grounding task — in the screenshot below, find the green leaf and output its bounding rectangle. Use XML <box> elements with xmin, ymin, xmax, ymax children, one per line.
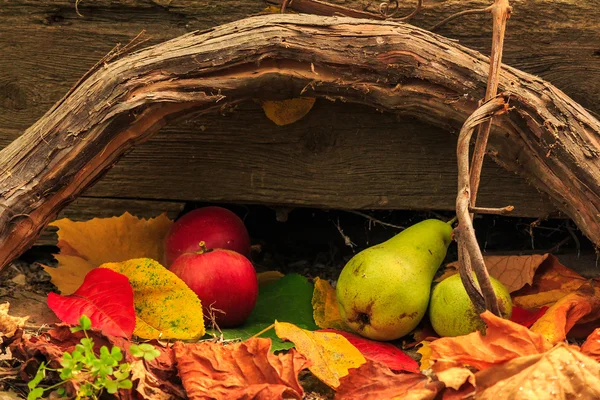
<box><xmin>27</xmin><ymin>363</ymin><xmax>46</xmax><ymax>389</ymax></box>
<box><xmin>80</xmin><ymin>315</ymin><xmax>92</xmax><ymax>330</ymax></box>
<box><xmin>118</xmin><ymin>379</ymin><xmax>133</xmax><ymax>389</ymax></box>
<box><xmin>104</xmin><ymin>379</ymin><xmax>118</xmax><ymax>394</ymax></box>
<box><xmin>27</xmin><ymin>387</ymin><xmax>44</xmax><ymax>400</ymax></box>
<box><xmin>111</xmin><ymin>346</ymin><xmax>123</xmax><ymax>362</ymax></box>
<box><xmin>216</xmin><ymin>274</ymin><xmax>318</xmax><ymax>351</ymax></box>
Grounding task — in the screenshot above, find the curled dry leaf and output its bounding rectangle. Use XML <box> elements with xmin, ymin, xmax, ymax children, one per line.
<box><xmin>509</xmin><ymin>306</ymin><xmax>548</xmax><ymax>328</ymax></box>
<box><xmin>530</xmin><ymin>285</ymin><xmax>600</xmax><ymax>344</ymax></box>
<box><xmin>101</xmin><ymin>258</ymin><xmax>205</xmax><ymax>340</ymax></box>
<box><xmin>475</xmin><ymin>343</ymin><xmax>600</xmax><ymax>399</ymax></box>
<box><xmin>260</xmin><ymin>97</ymin><xmax>316</xmax><ymax>126</ymax></box>
<box><xmin>443</xmin><ymin>254</ymin><xmax>548</xmax><ymax>292</ymax></box>
<box><xmin>172</xmin><ymin>338</ymin><xmax>310</xmax><ymax>400</ymax></box>
<box><xmin>0</xmin><ymin>303</ymin><xmax>28</xmax><ymax>338</ymax></box>
<box><xmin>429</xmin><ymin>311</ymin><xmax>551</xmax><ymax>372</ymax></box>
<box><xmin>335</xmin><ymin>360</ymin><xmax>444</xmax><ymax>400</ymax></box>
<box><xmin>274</xmin><ymin>321</ymin><xmax>366</xmax><ymax>389</ymax></box>
<box><xmin>511</xmin><ymin>254</ymin><xmax>587</xmax><ymax>309</ymax></box>
<box><xmin>45</xmin><ymin>213</ymin><xmax>173</xmax><ymax>294</ymax></box>
<box><xmin>257</xmin><ymin>270</ymin><xmax>285</xmax><ymax>287</ymax></box>
<box><xmin>312</xmin><ymin>277</ymin><xmax>351</xmax><ymax>331</ymax></box>
<box><xmin>435</xmin><ymin>366</ymin><xmax>475</xmax><ymax>391</ymax></box>
<box><xmin>581</xmin><ymin>327</ymin><xmax>600</xmax><ymax>362</ymax></box>
<box><xmin>319</xmin><ymin>329</ymin><xmax>419</xmax><ymax>373</ymax></box>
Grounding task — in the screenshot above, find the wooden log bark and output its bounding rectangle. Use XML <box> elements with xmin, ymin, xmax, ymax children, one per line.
<box><xmin>1</xmin><ymin>14</ymin><xmax>600</xmax><ymax>270</ymax></box>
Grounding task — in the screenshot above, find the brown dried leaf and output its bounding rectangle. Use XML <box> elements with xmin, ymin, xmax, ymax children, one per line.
<box><xmin>260</xmin><ymin>97</ymin><xmax>316</xmax><ymax>126</ymax></box>
<box><xmin>173</xmin><ymin>338</ymin><xmax>310</xmax><ymax>400</ymax></box>
<box><xmin>530</xmin><ymin>285</ymin><xmax>600</xmax><ymax>344</ymax></box>
<box><xmin>475</xmin><ymin>344</ymin><xmax>600</xmax><ymax>399</ymax></box>
<box><xmin>0</xmin><ymin>303</ymin><xmax>28</xmax><ymax>338</ymax></box>
<box><xmin>335</xmin><ymin>360</ymin><xmax>444</xmax><ymax>400</ymax></box>
<box><xmin>429</xmin><ymin>311</ymin><xmax>551</xmax><ymax>371</ymax></box>
<box><xmin>443</xmin><ymin>254</ymin><xmax>548</xmax><ymax>292</ymax></box>
<box><xmin>512</xmin><ymin>254</ymin><xmax>587</xmax><ymax>309</ymax></box>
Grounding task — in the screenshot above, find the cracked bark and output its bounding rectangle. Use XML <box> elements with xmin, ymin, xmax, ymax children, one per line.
<box><xmin>0</xmin><ymin>14</ymin><xmax>599</xmax><ymax>271</ymax></box>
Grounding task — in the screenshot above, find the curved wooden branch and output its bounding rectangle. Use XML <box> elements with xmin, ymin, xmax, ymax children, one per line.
<box><xmin>1</xmin><ymin>14</ymin><xmax>600</xmax><ymax>270</ymax></box>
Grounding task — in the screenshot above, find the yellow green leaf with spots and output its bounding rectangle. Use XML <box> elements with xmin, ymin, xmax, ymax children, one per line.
<box><xmin>100</xmin><ymin>258</ymin><xmax>205</xmax><ymax>340</ymax></box>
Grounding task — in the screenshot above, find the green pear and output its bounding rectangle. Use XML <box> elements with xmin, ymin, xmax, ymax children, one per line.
<box><xmin>336</xmin><ymin>219</ymin><xmax>453</xmax><ymax>341</ymax></box>
<box><xmin>429</xmin><ymin>273</ymin><xmax>512</xmax><ymax>337</ymax></box>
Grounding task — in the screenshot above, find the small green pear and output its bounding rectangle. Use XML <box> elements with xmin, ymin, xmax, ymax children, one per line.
<box><xmin>336</xmin><ymin>219</ymin><xmax>453</xmax><ymax>341</ymax></box>
<box><xmin>429</xmin><ymin>273</ymin><xmax>512</xmax><ymax>337</ymax></box>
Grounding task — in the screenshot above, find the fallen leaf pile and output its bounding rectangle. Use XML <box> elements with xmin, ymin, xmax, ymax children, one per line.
<box><xmin>10</xmin><ymin>213</ymin><xmax>600</xmax><ymax>399</ymax></box>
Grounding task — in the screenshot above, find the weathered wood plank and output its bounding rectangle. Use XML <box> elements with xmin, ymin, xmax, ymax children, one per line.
<box><xmin>0</xmin><ymin>0</ymin><xmax>597</xmax><ymax>219</ymax></box>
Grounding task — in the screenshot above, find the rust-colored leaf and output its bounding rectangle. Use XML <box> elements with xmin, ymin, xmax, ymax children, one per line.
<box><xmin>312</xmin><ymin>277</ymin><xmax>350</xmax><ymax>331</ymax></box>
<box><xmin>416</xmin><ymin>341</ymin><xmax>433</xmax><ymax>371</ymax></box>
<box><xmin>530</xmin><ymin>285</ymin><xmax>600</xmax><ymax>344</ymax></box>
<box><xmin>45</xmin><ymin>213</ymin><xmax>172</xmax><ymax>294</ymax></box>
<box><xmin>475</xmin><ymin>344</ymin><xmax>600</xmax><ymax>399</ymax></box>
<box><xmin>509</xmin><ymin>306</ymin><xmax>548</xmax><ymax>328</ymax></box>
<box><xmin>443</xmin><ymin>254</ymin><xmax>548</xmax><ymax>292</ymax></box>
<box><xmin>429</xmin><ymin>311</ymin><xmax>551</xmax><ymax>371</ymax></box>
<box><xmin>274</xmin><ymin>321</ymin><xmax>365</xmax><ymax>388</ymax></box>
<box><xmin>172</xmin><ymin>338</ymin><xmax>310</xmax><ymax>400</ymax></box>
<box><xmin>0</xmin><ymin>303</ymin><xmax>28</xmax><ymax>338</ymax></box>
<box><xmin>511</xmin><ymin>254</ymin><xmax>587</xmax><ymax>309</ymax></box>
<box><xmin>581</xmin><ymin>327</ymin><xmax>600</xmax><ymax>362</ymax></box>
<box><xmin>335</xmin><ymin>360</ymin><xmax>444</xmax><ymax>400</ymax></box>
<box><xmin>260</xmin><ymin>97</ymin><xmax>316</xmax><ymax>126</ymax></box>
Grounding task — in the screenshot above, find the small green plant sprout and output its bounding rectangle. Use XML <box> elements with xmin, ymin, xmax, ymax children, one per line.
<box><xmin>28</xmin><ymin>315</ymin><xmax>160</xmax><ymax>400</ymax></box>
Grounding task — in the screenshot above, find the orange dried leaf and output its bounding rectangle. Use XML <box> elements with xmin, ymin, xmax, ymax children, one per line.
<box><xmin>335</xmin><ymin>360</ymin><xmax>444</xmax><ymax>400</ymax></box>
<box><xmin>429</xmin><ymin>311</ymin><xmax>551</xmax><ymax>371</ymax></box>
<box><xmin>475</xmin><ymin>344</ymin><xmax>600</xmax><ymax>399</ymax></box>
<box><xmin>581</xmin><ymin>328</ymin><xmax>600</xmax><ymax>362</ymax></box>
<box><xmin>512</xmin><ymin>254</ymin><xmax>586</xmax><ymax>309</ymax></box>
<box><xmin>172</xmin><ymin>338</ymin><xmax>309</xmax><ymax>400</ymax></box>
<box><xmin>45</xmin><ymin>213</ymin><xmax>172</xmax><ymax>294</ymax></box>
<box><xmin>443</xmin><ymin>254</ymin><xmax>548</xmax><ymax>292</ymax></box>
<box><xmin>312</xmin><ymin>277</ymin><xmax>350</xmax><ymax>331</ymax></box>
<box><xmin>260</xmin><ymin>97</ymin><xmax>316</xmax><ymax>126</ymax></box>
<box><xmin>274</xmin><ymin>321</ymin><xmax>365</xmax><ymax>388</ymax></box>
<box><xmin>530</xmin><ymin>285</ymin><xmax>600</xmax><ymax>344</ymax></box>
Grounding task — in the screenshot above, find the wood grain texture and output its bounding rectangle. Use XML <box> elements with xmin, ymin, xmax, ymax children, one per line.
<box><xmin>0</xmin><ymin>1</ymin><xmax>598</xmax><ymax>221</ymax></box>
<box><xmin>0</xmin><ymin>14</ymin><xmax>598</xmax><ymax>272</ymax></box>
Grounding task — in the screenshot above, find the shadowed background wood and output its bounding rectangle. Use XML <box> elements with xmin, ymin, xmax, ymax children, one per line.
<box><xmin>2</xmin><ymin>0</ymin><xmax>599</xmax><ymax>244</ymax></box>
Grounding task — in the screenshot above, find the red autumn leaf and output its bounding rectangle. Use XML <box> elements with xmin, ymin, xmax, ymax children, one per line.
<box><xmin>335</xmin><ymin>360</ymin><xmax>443</xmax><ymax>400</ymax></box>
<box><xmin>47</xmin><ymin>268</ymin><xmax>135</xmax><ymax>338</ymax></box>
<box><xmin>318</xmin><ymin>329</ymin><xmax>419</xmax><ymax>373</ymax></box>
<box><xmin>429</xmin><ymin>311</ymin><xmax>552</xmax><ymax>371</ymax></box>
<box><xmin>509</xmin><ymin>306</ymin><xmax>548</xmax><ymax>328</ymax></box>
<box><xmin>173</xmin><ymin>338</ymin><xmax>310</xmax><ymax>400</ymax></box>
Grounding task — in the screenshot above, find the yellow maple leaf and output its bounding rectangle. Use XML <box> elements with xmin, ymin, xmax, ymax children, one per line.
<box><xmin>417</xmin><ymin>340</ymin><xmax>433</xmax><ymax>371</ymax></box>
<box><xmin>260</xmin><ymin>98</ymin><xmax>316</xmax><ymax>126</ymax></box>
<box><xmin>312</xmin><ymin>277</ymin><xmax>351</xmax><ymax>331</ymax></box>
<box><xmin>100</xmin><ymin>258</ymin><xmax>205</xmax><ymax>340</ymax></box>
<box><xmin>44</xmin><ymin>213</ymin><xmax>173</xmax><ymax>294</ymax></box>
<box><xmin>274</xmin><ymin>321</ymin><xmax>365</xmax><ymax>388</ymax></box>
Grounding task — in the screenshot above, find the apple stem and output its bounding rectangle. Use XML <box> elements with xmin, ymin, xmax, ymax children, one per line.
<box><xmin>197</xmin><ymin>241</ymin><xmax>212</xmax><ymax>254</ymax></box>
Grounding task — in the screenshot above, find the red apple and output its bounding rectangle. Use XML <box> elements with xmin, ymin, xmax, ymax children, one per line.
<box><xmin>164</xmin><ymin>206</ymin><xmax>251</xmax><ymax>267</ymax></box>
<box><xmin>169</xmin><ymin>243</ymin><xmax>258</xmax><ymax>328</ymax></box>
